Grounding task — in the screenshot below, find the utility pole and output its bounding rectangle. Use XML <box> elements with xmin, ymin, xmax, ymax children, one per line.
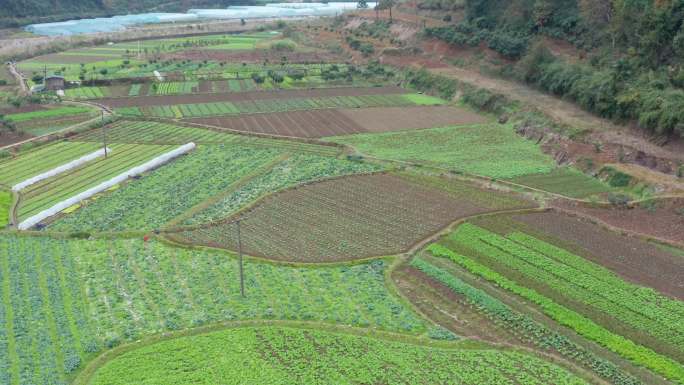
<box><xmin>236</xmin><ymin>219</ymin><xmax>245</xmax><ymax>297</ymax></box>
<box><xmin>101</xmin><ymin>110</ymin><xmax>107</xmax><ymax>158</ymax></box>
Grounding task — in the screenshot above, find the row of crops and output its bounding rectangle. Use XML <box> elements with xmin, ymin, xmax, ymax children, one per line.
<box><xmin>408</xmin><ymin>255</ymin><xmax>643</xmax><ymax>385</ymax></box>
<box><xmin>16</xmin><ymin>144</ymin><xmax>175</xmax><ymax>222</ymax></box>
<box><xmin>429</xmin><ymin>223</ymin><xmax>684</xmax><ymax>383</ymax></box>
<box><xmin>3</xmin><ymin>106</ymin><xmax>93</xmax><ymax>123</ymax></box>
<box><xmin>0</xmin><ymin>235</ymin><xmax>425</xmax><ymax>385</ymax></box>
<box><xmin>152</xmin><ymin>81</ymin><xmax>199</xmax><ymax>95</ymax></box>
<box><xmin>116</xmin><ymin>94</ymin><xmax>422</xmax><ymax>118</ymax></box>
<box><xmin>0</xmin><ymin>141</ymin><xmax>102</xmax><ymax>188</ymax></box>
<box><xmin>86</xmin><ymin>326</ymin><xmax>589</xmax><ymax>385</ymax></box>
<box><xmin>64</xmin><ymin>87</ymin><xmax>107</xmax><ymax>99</ymax></box>
<box><xmin>48</xmin><ymin>145</ymin><xmax>284</xmax><ymax>231</ymax></box>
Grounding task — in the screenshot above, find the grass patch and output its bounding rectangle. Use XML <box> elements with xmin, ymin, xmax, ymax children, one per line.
<box><xmin>330</xmin><ymin>124</ymin><xmax>555</xmax><ymax>178</ymax></box>
<box><xmin>509</xmin><ymin>167</ymin><xmax>613</xmax><ymax>198</ymax></box>
<box><xmin>403</xmin><ymin>93</ymin><xmax>448</xmax><ymax>105</ymax></box>
<box><xmin>5</xmin><ymin>106</ymin><xmax>92</xmax><ymax>122</ymax></box>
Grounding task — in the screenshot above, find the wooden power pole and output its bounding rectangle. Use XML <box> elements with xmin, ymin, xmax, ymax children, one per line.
<box><xmin>236</xmin><ymin>219</ymin><xmax>245</xmax><ymax>297</ymax></box>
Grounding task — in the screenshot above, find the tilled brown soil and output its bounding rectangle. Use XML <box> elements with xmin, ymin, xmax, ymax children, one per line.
<box><xmin>339</xmin><ymin>105</ymin><xmax>488</xmax><ymax>133</ymax></box>
<box><xmin>0</xmin><ymin>130</ymin><xmax>32</xmax><ymax>147</ymax></box>
<box><xmin>99</xmin><ymin>86</ymin><xmax>407</xmax><ymax>108</ymax></box>
<box><xmin>552</xmin><ymin>198</ymin><xmax>684</xmax><ymax>246</ymax></box>
<box><xmin>187</xmin><ymin>105</ymin><xmax>487</xmax><ymax>138</ymax></box>
<box><xmin>188</xmin><ymin>109</ymin><xmax>365</xmax><ymax>138</ymax></box>
<box><xmin>512</xmin><ymin>211</ymin><xmax>684</xmax><ymax>299</ymax></box>
<box><xmin>177</xmin><ymin>173</ymin><xmax>505</xmax><ymax>262</ymax></box>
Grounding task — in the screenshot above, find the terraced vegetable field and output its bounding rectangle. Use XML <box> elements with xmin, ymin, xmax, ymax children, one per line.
<box><xmin>430</xmin><ymin>223</ymin><xmax>684</xmax><ymax>383</ymax></box>
<box><xmin>99</xmin><ymin>86</ymin><xmax>408</xmax><ymax>109</ymax></box>
<box><xmin>16</xmin><ymin>144</ymin><xmax>176</xmax><ymax>222</ymax></box>
<box><xmin>329</xmin><ymin>123</ymin><xmax>556</xmax><ymax>178</ymax></box>
<box><xmin>0</xmin><ymin>141</ymin><xmax>102</xmax><ymax>188</ymax></box>
<box><xmin>117</xmin><ymin>94</ymin><xmax>424</xmax><ymax>119</ymax></box>
<box><xmin>175</xmin><ymin>173</ymin><xmax>534</xmax><ymax>262</ymax></box>
<box><xmin>188</xmin><ymin>105</ymin><xmax>488</xmax><ymax>138</ymax></box>
<box><xmin>0</xmin><ymin>235</ymin><xmax>424</xmax><ymax>385</ymax></box>
<box><xmin>48</xmin><ymin>145</ymin><xmax>284</xmax><ymax>231</ymax></box>
<box><xmin>84</xmin><ymin>325</ymin><xmax>589</xmax><ymax>385</ymax></box>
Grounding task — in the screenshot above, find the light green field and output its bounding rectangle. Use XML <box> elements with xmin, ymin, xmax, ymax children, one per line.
<box><xmin>0</xmin><ymin>141</ymin><xmax>101</xmax><ymax>187</ymax></box>
<box><xmin>509</xmin><ymin>167</ymin><xmax>614</xmax><ymax>197</ymax></box>
<box><xmin>330</xmin><ymin>124</ymin><xmax>555</xmax><ymax>178</ymax></box>
<box><xmin>0</xmin><ymin>190</ymin><xmax>10</xmax><ymax>227</ymax></box>
<box><xmin>85</xmin><ymin>325</ymin><xmax>588</xmax><ymax>385</ymax></box>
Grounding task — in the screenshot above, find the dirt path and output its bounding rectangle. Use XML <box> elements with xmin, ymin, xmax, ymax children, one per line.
<box><xmin>7</xmin><ymin>62</ymin><xmax>28</xmax><ymax>95</ymax></box>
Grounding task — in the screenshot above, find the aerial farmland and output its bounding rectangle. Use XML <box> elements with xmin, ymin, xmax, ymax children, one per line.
<box><xmin>0</xmin><ymin>3</ymin><xmax>683</xmax><ymax>385</ymax></box>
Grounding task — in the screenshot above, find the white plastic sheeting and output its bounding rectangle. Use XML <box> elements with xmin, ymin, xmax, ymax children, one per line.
<box><xmin>25</xmin><ymin>3</ymin><xmax>376</xmax><ymax>36</ymax></box>
<box><xmin>12</xmin><ymin>147</ymin><xmax>111</xmax><ymax>192</ymax></box>
<box><xmin>17</xmin><ymin>142</ymin><xmax>195</xmax><ymax>230</ymax></box>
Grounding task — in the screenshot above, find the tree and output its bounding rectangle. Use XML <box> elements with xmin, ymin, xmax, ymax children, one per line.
<box><xmin>357</xmin><ymin>0</ymin><xmax>368</xmax><ymax>8</ymax></box>
<box><xmin>378</xmin><ymin>0</ymin><xmax>395</xmax><ymax>22</ymax></box>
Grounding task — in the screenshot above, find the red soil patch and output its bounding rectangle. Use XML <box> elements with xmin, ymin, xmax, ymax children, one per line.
<box><xmin>99</xmin><ymin>86</ymin><xmax>407</xmax><ymax>108</ymax></box>
<box><xmin>175</xmin><ymin>173</ymin><xmax>508</xmax><ymax>262</ymax></box>
<box><xmin>512</xmin><ymin>210</ymin><xmax>684</xmax><ymax>299</ymax></box>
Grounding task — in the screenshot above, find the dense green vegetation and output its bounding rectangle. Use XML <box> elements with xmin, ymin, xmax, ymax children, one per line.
<box><xmin>0</xmin><ymin>141</ymin><xmax>101</xmax><ymax>187</ymax></box>
<box><xmin>0</xmin><ymin>234</ymin><xmax>425</xmax><ymax>384</ymax></box>
<box><xmin>0</xmin><ymin>190</ymin><xmax>10</xmax><ymax>228</ymax></box>
<box><xmin>86</xmin><ymin>325</ymin><xmax>589</xmax><ymax>385</ymax></box>
<box><xmin>17</xmin><ymin>144</ymin><xmax>175</xmax><ymax>222</ymax></box>
<box><xmin>426</xmin><ymin>0</ymin><xmax>684</xmax><ymax>137</ymax></box>
<box><xmin>509</xmin><ymin>168</ymin><xmax>613</xmax><ymax>198</ymax></box>
<box><xmin>330</xmin><ymin>124</ymin><xmax>555</xmax><ymax>178</ymax></box>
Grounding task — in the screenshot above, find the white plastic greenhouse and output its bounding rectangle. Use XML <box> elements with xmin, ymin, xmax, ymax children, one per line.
<box><xmin>25</xmin><ymin>3</ymin><xmax>376</xmax><ymax>36</ymax></box>
<box><xmin>17</xmin><ymin>143</ymin><xmax>196</xmax><ymax>230</ymax></box>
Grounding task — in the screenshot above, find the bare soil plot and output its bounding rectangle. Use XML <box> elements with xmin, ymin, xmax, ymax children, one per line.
<box><xmin>509</xmin><ymin>211</ymin><xmax>684</xmax><ymax>299</ymax></box>
<box><xmin>339</xmin><ymin>105</ymin><xmax>488</xmax><ymax>132</ymax></box>
<box><xmin>0</xmin><ymin>130</ymin><xmax>32</xmax><ymax>147</ymax></box>
<box><xmin>188</xmin><ymin>106</ymin><xmax>487</xmax><ymax>138</ymax></box>
<box><xmin>188</xmin><ymin>109</ymin><xmax>365</xmax><ymax>138</ymax></box>
<box><xmin>99</xmin><ymin>86</ymin><xmax>407</xmax><ymax>108</ymax></box>
<box><xmin>552</xmin><ymin>198</ymin><xmax>684</xmax><ymax>246</ymax></box>
<box><xmin>174</xmin><ymin>173</ymin><xmax>532</xmax><ymax>262</ymax></box>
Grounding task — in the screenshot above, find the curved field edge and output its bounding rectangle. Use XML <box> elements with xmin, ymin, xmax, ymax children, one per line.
<box><xmin>72</xmin><ymin>321</ymin><xmax>590</xmax><ymax>385</ymax></box>
<box><xmin>427</xmin><ymin>224</ymin><xmax>684</xmax><ymax>383</ymax></box>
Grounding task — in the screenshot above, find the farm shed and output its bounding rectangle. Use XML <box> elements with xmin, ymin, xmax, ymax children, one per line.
<box><xmin>44</xmin><ymin>75</ymin><xmax>65</xmax><ymax>91</ymax></box>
